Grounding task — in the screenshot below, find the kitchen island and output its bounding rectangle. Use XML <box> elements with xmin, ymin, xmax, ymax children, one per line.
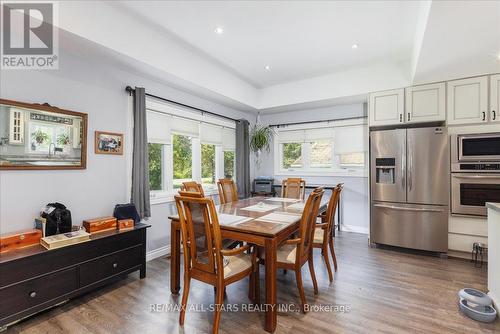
<box><xmin>487</xmin><ymin>202</ymin><xmax>500</xmax><ymax>312</ymax></box>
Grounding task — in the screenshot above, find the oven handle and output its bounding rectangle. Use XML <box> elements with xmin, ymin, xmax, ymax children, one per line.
<box><xmin>452</xmin><ymin>174</ymin><xmax>500</xmax><ymax>179</ymax></box>
<box><xmin>373</xmin><ymin>204</ymin><xmax>445</xmax><ymax>213</ymax></box>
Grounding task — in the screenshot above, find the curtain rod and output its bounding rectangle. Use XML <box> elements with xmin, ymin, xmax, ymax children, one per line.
<box><xmin>125</xmin><ymin>86</ymin><xmax>240</xmax><ymax>123</ymax></box>
<box><xmin>268</xmin><ymin>116</ymin><xmax>367</xmax><ymax>128</ymax></box>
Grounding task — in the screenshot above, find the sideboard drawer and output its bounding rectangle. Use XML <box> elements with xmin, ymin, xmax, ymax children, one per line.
<box><xmin>79</xmin><ymin>245</ymin><xmax>143</xmax><ymax>287</ymax></box>
<box><xmin>0</xmin><ymin>267</ymin><xmax>77</xmax><ymax>320</ymax></box>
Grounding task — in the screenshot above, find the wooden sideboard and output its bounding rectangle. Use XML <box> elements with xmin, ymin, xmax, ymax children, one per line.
<box><xmin>0</xmin><ymin>223</ymin><xmax>150</xmax><ymax>329</ymax></box>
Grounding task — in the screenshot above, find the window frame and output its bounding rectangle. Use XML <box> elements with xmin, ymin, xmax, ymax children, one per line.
<box><xmin>274</xmin><ymin>121</ymin><xmax>368</xmax><ymax>177</ymax></box>
<box><xmin>146</xmin><ymin>98</ymin><xmax>236</xmax><ymax>203</ymax></box>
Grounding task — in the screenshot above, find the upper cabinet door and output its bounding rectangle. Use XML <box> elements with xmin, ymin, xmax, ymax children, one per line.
<box><xmin>9</xmin><ymin>108</ymin><xmax>24</xmax><ymax>145</ymax></box>
<box><xmin>447</xmin><ymin>76</ymin><xmax>488</xmax><ymax>125</ymax></box>
<box><xmin>490</xmin><ymin>74</ymin><xmax>500</xmax><ymax>123</ymax></box>
<box><xmin>405</xmin><ymin>82</ymin><xmax>446</xmax><ymax>124</ymax></box>
<box><xmin>369</xmin><ymin>88</ymin><xmax>405</xmax><ymax>127</ymax></box>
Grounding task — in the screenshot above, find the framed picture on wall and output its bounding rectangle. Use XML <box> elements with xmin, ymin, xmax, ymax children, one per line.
<box><xmin>94</xmin><ymin>131</ymin><xmax>123</xmax><ymax>155</ymax></box>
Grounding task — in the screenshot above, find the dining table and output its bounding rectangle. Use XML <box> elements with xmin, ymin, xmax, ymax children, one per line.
<box><xmin>168</xmin><ymin>195</ymin><xmax>329</xmax><ymax>333</ymax></box>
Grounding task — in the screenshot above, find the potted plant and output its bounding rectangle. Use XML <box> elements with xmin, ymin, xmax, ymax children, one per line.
<box><xmin>250</xmin><ymin>124</ymin><xmax>274</xmax><ymax>167</ymax></box>
<box><xmin>57</xmin><ymin>133</ymin><xmax>70</xmax><ymax>146</ymax></box>
<box><xmin>32</xmin><ymin>130</ymin><xmax>50</xmax><ymax>145</ymax></box>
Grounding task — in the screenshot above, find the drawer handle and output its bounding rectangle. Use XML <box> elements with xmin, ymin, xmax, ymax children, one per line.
<box><xmin>29</xmin><ymin>291</ymin><xmax>37</xmax><ymax>298</ymax></box>
<box><xmin>113</xmin><ymin>263</ymin><xmax>118</xmax><ymax>268</ymax></box>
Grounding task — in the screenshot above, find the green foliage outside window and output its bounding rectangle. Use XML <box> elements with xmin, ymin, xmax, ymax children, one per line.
<box><xmin>201</xmin><ymin>143</ymin><xmax>216</xmax><ymax>184</ymax></box>
<box><xmin>224</xmin><ymin>151</ymin><xmax>235</xmax><ymax>178</ymax></box>
<box><xmin>173</xmin><ymin>134</ymin><xmax>192</xmax><ymax>188</ymax></box>
<box><xmin>282</xmin><ymin>143</ymin><xmax>302</xmax><ymax>169</ymax></box>
<box><xmin>148</xmin><ymin>143</ymin><xmax>163</xmax><ymax>191</ymax></box>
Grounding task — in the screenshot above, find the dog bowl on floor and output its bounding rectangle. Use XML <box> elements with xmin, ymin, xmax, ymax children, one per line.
<box><xmin>459</xmin><ymin>288</ymin><xmax>493</xmax><ymax>306</ymax></box>
<box><xmin>459</xmin><ymin>298</ymin><xmax>497</xmax><ymax>323</ymax></box>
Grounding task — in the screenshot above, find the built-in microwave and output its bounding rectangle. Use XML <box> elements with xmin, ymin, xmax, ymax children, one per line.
<box><xmin>451</xmin><ymin>133</ymin><xmax>500</xmax><ymax>163</ymax></box>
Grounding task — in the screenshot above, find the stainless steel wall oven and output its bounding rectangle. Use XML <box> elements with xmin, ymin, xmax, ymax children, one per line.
<box><xmin>451</xmin><ymin>133</ymin><xmax>500</xmax><ymax>217</ymax></box>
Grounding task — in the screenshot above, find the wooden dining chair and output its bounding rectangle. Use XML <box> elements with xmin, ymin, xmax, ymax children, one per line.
<box><xmin>217</xmin><ymin>178</ymin><xmax>238</xmax><ymax>204</ymax></box>
<box><xmin>269</xmin><ymin>187</ymin><xmax>324</xmax><ymax>313</ymax></box>
<box><xmin>312</xmin><ymin>184</ymin><xmax>343</xmax><ymax>282</ymax></box>
<box><xmin>281</xmin><ymin>178</ymin><xmax>306</xmax><ymax>200</ymax></box>
<box><xmin>181</xmin><ymin>181</ymin><xmax>205</xmax><ymax>196</ymax></box>
<box><xmin>174</xmin><ymin>191</ymin><xmax>259</xmax><ymax>334</ymax></box>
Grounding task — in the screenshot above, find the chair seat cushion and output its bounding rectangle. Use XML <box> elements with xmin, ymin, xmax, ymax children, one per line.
<box><xmin>277</xmin><ymin>244</ymin><xmax>297</xmax><ymax>264</ymax></box>
<box><xmin>223</xmin><ymin>253</ymin><xmax>252</xmax><ymax>279</ymax></box>
<box><xmin>313</xmin><ymin>227</ymin><xmax>325</xmax><ymax>243</ymax></box>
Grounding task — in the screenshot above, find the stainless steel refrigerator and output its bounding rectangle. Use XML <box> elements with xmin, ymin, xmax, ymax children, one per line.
<box><xmin>370</xmin><ymin>127</ymin><xmax>449</xmax><ymax>252</ymax></box>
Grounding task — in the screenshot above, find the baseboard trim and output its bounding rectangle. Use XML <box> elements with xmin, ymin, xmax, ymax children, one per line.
<box><xmin>146</xmin><ymin>245</ymin><xmax>170</xmax><ymax>262</ymax></box>
<box><xmin>341</xmin><ymin>224</ymin><xmax>369</xmax><ymax>235</ymax></box>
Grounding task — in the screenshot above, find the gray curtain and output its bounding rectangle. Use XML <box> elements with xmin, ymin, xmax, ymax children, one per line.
<box><xmin>131</xmin><ymin>87</ymin><xmax>151</xmax><ymax>219</ymax></box>
<box><xmin>236</xmin><ymin>119</ymin><xmax>251</xmax><ymax>198</ymax></box>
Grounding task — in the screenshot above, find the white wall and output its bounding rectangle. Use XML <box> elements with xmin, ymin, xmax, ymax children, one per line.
<box><xmin>254</xmin><ymin>103</ymin><xmax>370</xmax><ymax>234</ymax></box>
<box><xmin>0</xmin><ymin>43</ymin><xmax>252</xmax><ymax>256</ymax></box>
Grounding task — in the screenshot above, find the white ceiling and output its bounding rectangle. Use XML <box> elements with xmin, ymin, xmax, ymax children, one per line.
<box><xmin>120</xmin><ymin>1</ymin><xmax>421</xmax><ymax>88</ymax></box>
<box><xmin>44</xmin><ymin>1</ymin><xmax>500</xmax><ymax>113</ymax></box>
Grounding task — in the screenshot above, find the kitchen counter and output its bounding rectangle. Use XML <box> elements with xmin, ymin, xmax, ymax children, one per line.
<box><xmin>486</xmin><ymin>202</ymin><xmax>500</xmax><ymax>213</ymax></box>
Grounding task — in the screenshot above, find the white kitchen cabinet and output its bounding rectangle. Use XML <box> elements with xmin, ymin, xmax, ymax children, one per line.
<box><xmin>405</xmin><ymin>82</ymin><xmax>446</xmax><ymax>124</ymax></box>
<box><xmin>490</xmin><ymin>74</ymin><xmax>500</xmax><ymax>124</ymax></box>
<box><xmin>447</xmin><ymin>76</ymin><xmax>488</xmax><ymax>125</ymax></box>
<box><xmin>9</xmin><ymin>108</ymin><xmax>24</xmax><ymax>145</ymax></box>
<box><xmin>368</xmin><ymin>88</ymin><xmax>404</xmax><ymax>127</ymax></box>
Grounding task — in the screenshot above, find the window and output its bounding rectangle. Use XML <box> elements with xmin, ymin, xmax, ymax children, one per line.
<box><xmin>274</xmin><ymin>121</ymin><xmax>367</xmax><ymax>175</ymax></box>
<box><xmin>201</xmin><ymin>143</ymin><xmax>216</xmax><ymax>185</ymax></box>
<box><xmin>224</xmin><ymin>150</ymin><xmax>235</xmax><ymax>178</ymax></box>
<box><xmin>309</xmin><ymin>140</ymin><xmax>332</xmax><ymax>168</ymax></box>
<box><xmin>148</xmin><ymin>143</ymin><xmax>164</xmax><ymax>191</ymax></box>
<box><xmin>172</xmin><ymin>133</ymin><xmax>192</xmax><ymax>189</ymax></box>
<box><xmin>282</xmin><ymin>143</ymin><xmax>302</xmax><ymax>170</ymax></box>
<box><xmin>145</xmin><ymin>99</ymin><xmax>237</xmax><ymax>201</ymax></box>
<box><xmin>30</xmin><ymin>123</ymin><xmax>70</xmax><ymax>153</ymax></box>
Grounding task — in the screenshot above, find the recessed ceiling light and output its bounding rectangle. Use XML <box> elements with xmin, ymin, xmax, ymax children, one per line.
<box><xmin>214</xmin><ymin>27</ymin><xmax>224</xmax><ymax>34</ymax></box>
<box><xmin>264</xmin><ymin>65</ymin><xmax>271</xmax><ymax>71</ymax></box>
<box><xmin>351</xmin><ymin>44</ymin><xmax>359</xmax><ymax>49</ymax></box>
<box><xmin>497</xmin><ymin>53</ymin><xmax>500</xmax><ymax>60</ymax></box>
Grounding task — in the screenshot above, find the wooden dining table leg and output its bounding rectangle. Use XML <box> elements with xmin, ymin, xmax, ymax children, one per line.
<box><xmin>170</xmin><ymin>220</ymin><xmax>181</xmax><ymax>294</ymax></box>
<box><xmin>264</xmin><ymin>238</ymin><xmax>277</xmax><ymax>333</ymax></box>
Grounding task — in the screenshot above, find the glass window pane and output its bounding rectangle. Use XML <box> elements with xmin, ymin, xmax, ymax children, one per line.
<box><xmin>148</xmin><ymin>143</ymin><xmax>163</xmax><ymax>191</ymax></box>
<box><xmin>340</xmin><ymin>152</ymin><xmax>365</xmax><ymax>166</ymax></box>
<box><xmin>224</xmin><ymin>151</ymin><xmax>235</xmax><ymax>179</ymax></box>
<box><xmin>173</xmin><ymin>134</ymin><xmax>192</xmax><ymax>189</ymax></box>
<box><xmin>282</xmin><ymin>143</ymin><xmax>302</xmax><ymax>169</ymax></box>
<box><xmin>201</xmin><ymin>143</ymin><xmax>216</xmax><ymax>185</ymax></box>
<box><xmin>310</xmin><ymin>140</ymin><xmax>332</xmax><ymax>168</ymax></box>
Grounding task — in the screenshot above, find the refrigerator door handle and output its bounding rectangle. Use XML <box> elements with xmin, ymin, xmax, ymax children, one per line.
<box><xmin>373</xmin><ymin>204</ymin><xmax>445</xmax><ymax>213</ymax></box>
<box><xmin>401</xmin><ymin>145</ymin><xmax>406</xmax><ymax>190</ymax></box>
<box><xmin>408</xmin><ymin>141</ymin><xmax>413</xmax><ymax>192</ymax></box>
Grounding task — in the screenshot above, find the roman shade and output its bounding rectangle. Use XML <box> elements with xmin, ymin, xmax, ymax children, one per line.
<box><xmin>147</xmin><ymin>111</ymin><xmax>171</xmax><ymax>144</ymax></box>
<box><xmin>334</xmin><ymin>124</ymin><xmax>368</xmax><ymax>153</ymax></box>
<box><xmin>277</xmin><ymin>130</ymin><xmax>305</xmax><ymax>143</ymax></box>
<box><xmin>200</xmin><ymin>123</ymin><xmax>223</xmax><ymax>145</ymax></box>
<box><xmin>304</xmin><ymin>127</ymin><xmax>334</xmax><ymax>142</ymax></box>
<box><xmin>222</xmin><ymin>127</ymin><xmax>236</xmax><ymax>150</ymax></box>
<box><xmin>170</xmin><ymin>116</ymin><xmax>199</xmax><ymax>137</ymax></box>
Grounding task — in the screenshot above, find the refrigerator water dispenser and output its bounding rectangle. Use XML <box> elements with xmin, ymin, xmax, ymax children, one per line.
<box><xmin>375</xmin><ymin>158</ymin><xmax>396</xmax><ymax>184</ymax></box>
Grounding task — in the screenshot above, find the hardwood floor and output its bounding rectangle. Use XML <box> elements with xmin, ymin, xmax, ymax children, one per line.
<box><xmin>5</xmin><ymin>232</ymin><xmax>499</xmax><ymax>333</ymax></box>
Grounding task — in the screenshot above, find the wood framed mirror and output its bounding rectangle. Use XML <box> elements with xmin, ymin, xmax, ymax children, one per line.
<box><xmin>0</xmin><ymin>99</ymin><xmax>87</xmax><ymax>170</ymax></box>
